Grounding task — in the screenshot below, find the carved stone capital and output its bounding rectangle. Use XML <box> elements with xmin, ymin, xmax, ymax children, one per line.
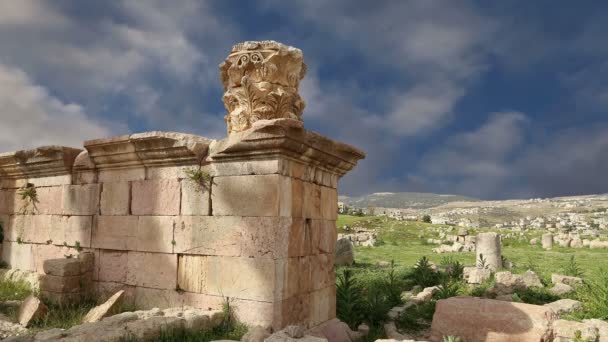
<box><xmin>219</xmin><ymin>41</ymin><xmax>307</xmax><ymax>134</ymax></box>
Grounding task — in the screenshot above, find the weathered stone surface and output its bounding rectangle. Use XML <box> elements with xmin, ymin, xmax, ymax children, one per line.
<box><xmin>42</xmin><ymin>258</ymin><xmax>83</xmax><ymax>276</ymax></box>
<box><xmin>212</xmin><ymin>174</ymin><xmax>292</xmax><ymax>217</ymax></box>
<box><xmin>550</xmin><ymin>283</ymin><xmax>574</xmax><ymax>296</ymax></box>
<box><xmin>62</xmin><ymin>184</ymin><xmax>100</xmax><ymax>215</ymax></box>
<box><xmin>98</xmin><ymin>250</ymin><xmax>128</xmax><ymax>283</ymax></box>
<box><xmin>126</xmin><ymin>252</ymin><xmax>177</xmax><ymax>290</ymax></box>
<box><xmin>100</xmin><ymin>182</ymin><xmax>130</xmax><ymax>215</ymax></box>
<box><xmin>430</xmin><ymin>297</ymin><xmax>556</xmax><ymax>342</ymax></box>
<box><xmin>181</xmin><ymin>178</ymin><xmax>211</xmax><ymax>215</ymax></box>
<box><xmin>1</xmin><ymin>242</ymin><xmax>35</xmax><ymax>272</ymax></box>
<box><xmin>92</xmin><ymin>215</ymin><xmax>138</xmax><ymax>250</ymax></box>
<box><xmin>542</xmin><ymin>233</ymin><xmax>554</xmax><ymax>249</ymax></box>
<box><xmin>40</xmin><ymin>274</ymin><xmax>82</xmax><ymax>293</ymax></box>
<box><xmin>131</xmin><ymin>179</ymin><xmax>181</xmax><ymax>215</ymax></box>
<box><xmin>174</xmin><ymin>216</ymin><xmax>241</xmax><ymax>256</ymax></box>
<box><xmin>59</xmin><ymin>215</ymin><xmax>93</xmax><ymax>247</ymax></box>
<box><xmin>335</xmin><ymin>238</ymin><xmax>354</xmax><ymax>266</ymax></box>
<box><xmin>220</xmin><ymin>41</ymin><xmax>307</xmax><ymax>134</ymax></box>
<box><xmin>181</xmin><ymin>255</ymin><xmax>283</xmax><ymax>301</ymax></box>
<box><xmin>583</xmin><ymin>319</ymin><xmax>608</xmax><ymax>342</ymax></box>
<box><xmin>136</xmin><ymin>216</ymin><xmax>175</xmax><ymax>253</ymax></box>
<box><xmin>553</xmin><ymin>319</ymin><xmax>599</xmax><ymax>342</ymax></box>
<box><xmin>492</xmin><ymin>271</ymin><xmax>543</xmax><ymax>295</ymax></box>
<box><xmin>17</xmin><ymin>295</ymin><xmax>47</xmax><ymax>327</ymax></box>
<box><xmin>464</xmin><ymin>267</ymin><xmax>491</xmax><ymax>284</ymax></box>
<box><xmin>552</xmin><ymin>274</ymin><xmax>583</xmax><ymax>286</ymax></box>
<box><xmin>83</xmin><ymin>290</ymin><xmax>125</xmax><ymax>323</ymax></box>
<box><xmin>545</xmin><ymin>299</ymin><xmax>582</xmax><ymax>316</ymax></box>
<box><xmin>241</xmin><ymin>326</ymin><xmax>271</xmax><ymax>342</ymax></box>
<box><xmin>475</xmin><ymin>232</ymin><xmax>502</xmax><ymax>270</ymax></box>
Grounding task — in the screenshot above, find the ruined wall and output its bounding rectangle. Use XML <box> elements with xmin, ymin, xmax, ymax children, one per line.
<box><xmin>0</xmin><ymin>40</ymin><xmax>364</xmax><ymax>330</ymax></box>
<box><xmin>0</xmin><ymin>120</ymin><xmax>364</xmax><ymax>330</ymax></box>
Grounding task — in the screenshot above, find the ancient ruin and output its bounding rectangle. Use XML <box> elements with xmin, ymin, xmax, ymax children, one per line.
<box><xmin>0</xmin><ymin>41</ymin><xmax>365</xmax><ymax>330</ymax></box>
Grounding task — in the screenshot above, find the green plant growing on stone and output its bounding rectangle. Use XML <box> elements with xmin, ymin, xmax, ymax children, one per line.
<box><xmin>564</xmin><ymin>255</ymin><xmax>584</xmax><ymax>278</ymax></box>
<box><xmin>18</xmin><ymin>183</ymin><xmax>39</xmax><ymax>214</ymax></box>
<box><xmin>444</xmin><ymin>336</ymin><xmax>461</xmax><ymax>342</ymax></box>
<box><xmin>74</xmin><ymin>241</ymin><xmax>82</xmax><ymax>252</ymax></box>
<box><xmin>16</xmin><ymin>236</ymin><xmax>23</xmax><ymax>244</ymax></box>
<box><xmin>477</xmin><ymin>253</ymin><xmax>489</xmax><ymax>269</ymax></box>
<box><xmin>185</xmin><ymin>168</ymin><xmax>212</xmax><ymax>192</ymax></box>
<box><xmin>409</xmin><ymin>256</ymin><xmax>440</xmax><ymax>288</ymax></box>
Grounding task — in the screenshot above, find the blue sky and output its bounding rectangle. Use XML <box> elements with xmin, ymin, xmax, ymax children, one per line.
<box><xmin>0</xmin><ymin>1</ymin><xmax>606</xmax><ymax>200</ymax></box>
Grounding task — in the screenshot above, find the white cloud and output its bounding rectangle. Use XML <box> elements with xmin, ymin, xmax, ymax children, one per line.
<box><xmin>0</xmin><ymin>64</ymin><xmax>113</xmax><ymax>151</ymax></box>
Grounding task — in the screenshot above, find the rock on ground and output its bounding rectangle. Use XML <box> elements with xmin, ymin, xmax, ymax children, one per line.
<box><xmin>335</xmin><ymin>238</ymin><xmax>355</xmax><ymax>266</ymax></box>
<box><xmin>553</xmin><ymin>319</ymin><xmax>599</xmax><ymax>342</ymax></box>
<box><xmin>545</xmin><ymin>299</ymin><xmax>582</xmax><ymax>316</ymax></box>
<box><xmin>17</xmin><ymin>295</ymin><xmax>47</xmax><ymax>327</ymax></box>
<box><xmin>429</xmin><ymin>296</ymin><xmax>556</xmax><ymax>342</ymax></box>
<box><xmin>550</xmin><ymin>283</ymin><xmax>574</xmax><ymax>296</ymax></box>
<box><xmin>551</xmin><ymin>274</ymin><xmax>583</xmax><ymax>286</ymax></box>
<box><xmin>83</xmin><ymin>290</ymin><xmax>125</xmax><ymax>323</ymax></box>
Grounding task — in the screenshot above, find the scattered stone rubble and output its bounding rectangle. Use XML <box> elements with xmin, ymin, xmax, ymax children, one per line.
<box><xmin>7</xmin><ymin>306</ymin><xmax>223</xmax><ymax>342</ymax></box>
<box><xmin>338</xmin><ymin>228</ymin><xmax>377</xmax><ymax>247</ymax></box>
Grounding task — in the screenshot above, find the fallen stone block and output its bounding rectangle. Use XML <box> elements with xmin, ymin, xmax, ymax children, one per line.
<box><xmin>83</xmin><ymin>290</ymin><xmax>125</xmax><ymax>323</ymax></box>
<box><xmin>545</xmin><ymin>299</ymin><xmax>582</xmax><ymax>316</ymax></box>
<box><xmin>553</xmin><ymin>319</ymin><xmax>599</xmax><ymax>342</ymax></box>
<box><xmin>551</xmin><ymin>274</ymin><xmax>583</xmax><ymax>286</ymax></box>
<box><xmin>17</xmin><ymin>295</ymin><xmax>48</xmax><ymax>327</ymax></box>
<box><xmin>42</xmin><ymin>258</ymin><xmax>83</xmax><ymax>277</ymax></box>
<box><xmin>429</xmin><ymin>296</ymin><xmax>556</xmax><ymax>342</ymax></box>
<box><xmin>550</xmin><ymin>283</ymin><xmax>574</xmax><ymax>296</ymax></box>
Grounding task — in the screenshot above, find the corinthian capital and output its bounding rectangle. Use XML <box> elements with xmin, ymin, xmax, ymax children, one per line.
<box><xmin>219</xmin><ymin>40</ymin><xmax>307</xmax><ymax>134</ymax></box>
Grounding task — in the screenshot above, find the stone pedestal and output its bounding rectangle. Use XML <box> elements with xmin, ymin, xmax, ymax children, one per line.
<box><xmin>542</xmin><ymin>233</ymin><xmax>554</xmax><ymax>249</ymax></box>
<box><xmin>475</xmin><ymin>232</ymin><xmax>502</xmax><ymax>271</ymax></box>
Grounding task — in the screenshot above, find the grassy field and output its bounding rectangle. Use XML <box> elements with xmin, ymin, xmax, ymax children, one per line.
<box><xmin>338</xmin><ymin>214</ymin><xmax>608</xmax><ymax>286</ymax></box>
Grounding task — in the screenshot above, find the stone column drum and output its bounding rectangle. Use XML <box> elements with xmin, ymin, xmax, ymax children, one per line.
<box><xmin>475</xmin><ymin>232</ymin><xmax>502</xmax><ymax>270</ymax></box>
<box><xmin>542</xmin><ymin>233</ymin><xmax>554</xmax><ymax>249</ymax></box>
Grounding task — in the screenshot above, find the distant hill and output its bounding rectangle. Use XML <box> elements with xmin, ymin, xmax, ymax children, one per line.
<box><xmin>339</xmin><ymin>192</ymin><xmax>480</xmax><ymax>209</ymax></box>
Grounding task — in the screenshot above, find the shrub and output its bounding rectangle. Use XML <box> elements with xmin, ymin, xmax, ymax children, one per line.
<box><xmin>422</xmin><ymin>215</ymin><xmax>432</xmax><ymax>223</ymax></box>
<box><xmin>564</xmin><ymin>256</ymin><xmax>584</xmax><ymax>278</ymax></box>
<box><xmin>570</xmin><ymin>270</ymin><xmax>608</xmax><ymax>320</ymax></box>
<box><xmin>435</xmin><ymin>279</ymin><xmax>464</xmax><ymax>300</ymax></box>
<box><xmin>440</xmin><ymin>257</ymin><xmax>464</xmax><ymax>281</ymax></box>
<box><xmin>408</xmin><ymin>256</ymin><xmax>441</xmax><ymax>288</ymax></box>
<box><xmin>336</xmin><ymin>269</ymin><xmax>366</xmax><ymax>329</ymax></box>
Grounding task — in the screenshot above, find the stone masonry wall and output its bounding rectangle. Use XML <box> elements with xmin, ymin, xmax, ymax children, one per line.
<box><xmin>0</xmin><ymin>120</ymin><xmax>364</xmax><ymax>330</ymax></box>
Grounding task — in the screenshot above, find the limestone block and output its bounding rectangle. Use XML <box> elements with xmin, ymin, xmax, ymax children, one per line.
<box><xmin>136</xmin><ymin>216</ymin><xmax>175</xmax><ymax>253</ymax></box>
<box><xmin>335</xmin><ymin>238</ymin><xmax>354</xmax><ymax>266</ymax></box>
<box><xmin>92</xmin><ymin>216</ymin><xmax>138</xmax><ymax>250</ymax></box>
<box><xmin>27</xmin><ymin>174</ymin><xmax>72</xmax><ymax>187</ymax></box>
<box><xmin>98</xmin><ymin>168</ymin><xmax>146</xmax><ymax>182</ymax></box>
<box><xmin>276</xmin><ymin>293</ymin><xmax>311</xmax><ymax>328</ymax></box>
<box><xmin>73</xmin><ymin>170</ymin><xmax>97</xmax><ymax>185</ymax></box>
<box><xmin>230</xmin><ymin>299</ymin><xmax>275</xmax><ymax>330</ymax></box>
<box><xmin>40</xmin><ymin>274</ymin><xmax>82</xmax><ymax>293</ymax></box>
<box><xmin>284</xmin><ymin>256</ymin><xmax>311</xmax><ymax>299</ymax></box>
<box><xmin>100</xmin><ymin>182</ymin><xmax>130</xmax><ymax>215</ymax></box>
<box><xmin>126</xmin><ymin>252</ymin><xmax>177</xmax><ymax>290</ymax></box>
<box><xmin>62</xmin><ymin>184</ymin><xmax>100</xmax><ymax>215</ymax></box>
<box><xmin>545</xmin><ymin>299</ymin><xmax>582</xmax><ymax>316</ymax></box>
<box><xmin>83</xmin><ymin>290</ymin><xmax>125</xmax><ymax>323</ymax></box>
<box><xmin>146</xmin><ymin>165</ymin><xmax>197</xmax><ymax>180</ymax></box>
<box><xmin>32</xmin><ymin>245</ymin><xmax>73</xmax><ymax>274</ymax></box>
<box><xmin>59</xmin><ymin>215</ymin><xmax>93</xmax><ymax>247</ymax></box>
<box><xmin>311</xmin><ymin>220</ymin><xmax>337</xmax><ymax>255</ymax></box>
<box><xmin>211</xmin><ymin>175</ymin><xmax>293</xmax><ymax>217</ymax></box>
<box><xmin>429</xmin><ymin>297</ymin><xmax>556</xmax><ymax>341</ymax></box>
<box><xmin>291</xmin><ymin>179</ymin><xmax>303</xmax><ymax>218</ymax></box>
<box><xmin>174</xmin><ymin>216</ymin><xmax>241</xmax><ymax>256</ymax></box>
<box><xmin>180</xmin><ymin>179</ymin><xmax>211</xmax><ymax>216</ymax></box>
<box><xmin>35</xmin><ymin>186</ymin><xmax>63</xmax><ymax>215</ymax></box>
<box><xmin>284</xmin><ymin>218</ymin><xmax>310</xmax><ymax>257</ymax></box>
<box><xmin>240</xmin><ymin>217</ymin><xmax>292</xmax><ymax>259</ymax></box>
<box><xmin>553</xmin><ymin>319</ymin><xmax>599</xmax><ymax>342</ymax></box>
<box><xmin>95</xmin><ymin>281</ymin><xmax>135</xmax><ymax>304</ymax></box>
<box><xmin>43</xmin><ymin>258</ymin><xmax>82</xmax><ymax>276</ymax></box>
<box><xmin>303</xmin><ymin>182</ymin><xmax>322</xmax><ymax>219</ymax></box>
<box><xmin>98</xmin><ymin>250</ymin><xmax>128</xmax><ymax>283</ymax></box>
<box><xmin>542</xmin><ymin>233</ymin><xmax>554</xmax><ymax>249</ymax></box>
<box><xmin>309</xmin><ymin>286</ymin><xmax>336</xmax><ymax>327</ymax></box>
<box><xmin>210</xmin><ymin>160</ymin><xmax>282</xmax><ymax>177</ymax></box>
<box><xmin>179</xmin><ymin>254</ymin><xmax>284</xmax><ymax>299</ymax></box>
<box><xmin>18</xmin><ymin>295</ymin><xmax>48</xmax><ymax>327</ymax></box>
<box><xmin>78</xmin><ymin>252</ymin><xmax>95</xmax><ymax>274</ymax></box>
<box><xmin>311</xmin><ymin>254</ymin><xmax>334</xmax><ymax>291</ymax></box>
<box><xmin>552</xmin><ymin>274</ymin><xmax>583</xmax><ymax>286</ymax></box>
<box><xmin>131</xmin><ymin>179</ymin><xmax>181</xmax><ymax>215</ymax></box>
<box><xmin>131</xmin><ymin>286</ymin><xmax>217</xmax><ymax>310</ymax></box>
<box><xmin>2</xmin><ymin>242</ymin><xmax>35</xmax><ymax>271</ymax></box>
<box><xmin>320</xmin><ymin>186</ymin><xmax>337</xmax><ymax>220</ymax></box>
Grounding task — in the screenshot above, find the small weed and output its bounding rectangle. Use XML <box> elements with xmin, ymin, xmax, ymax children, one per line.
<box><xmin>16</xmin><ymin>236</ymin><xmax>23</xmax><ymax>244</ymax></box>
<box><xmin>477</xmin><ymin>253</ymin><xmax>489</xmax><ymax>269</ymax></box>
<box><xmin>29</xmin><ymin>300</ymin><xmax>97</xmax><ymax>331</ymax></box>
<box><xmin>46</xmin><ymin>239</ymin><xmax>53</xmax><ymax>245</ymax></box>
<box><xmin>185</xmin><ymin>168</ymin><xmax>212</xmax><ymax>192</ymax></box>
<box><xmin>18</xmin><ymin>183</ymin><xmax>39</xmax><ymax>214</ymax></box>
<box><xmin>564</xmin><ymin>255</ymin><xmax>584</xmax><ymax>278</ymax></box>
<box><xmin>395</xmin><ymin>301</ymin><xmax>436</xmax><ymax>333</ymax></box>
<box><xmin>444</xmin><ymin>336</ymin><xmax>461</xmax><ymax>342</ymax></box>
<box><xmin>74</xmin><ymin>241</ymin><xmax>82</xmax><ymax>252</ymax></box>
<box><xmin>171</xmin><ymin>240</ymin><xmax>176</xmax><ymax>246</ymax></box>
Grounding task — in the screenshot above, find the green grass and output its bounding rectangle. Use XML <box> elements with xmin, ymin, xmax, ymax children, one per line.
<box><xmin>29</xmin><ymin>300</ymin><xmax>98</xmax><ymax>331</ymax></box>
<box><xmin>139</xmin><ymin>323</ymin><xmax>248</xmax><ymax>342</ymax></box>
<box><xmin>0</xmin><ymin>278</ymin><xmax>33</xmax><ymax>321</ymax></box>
